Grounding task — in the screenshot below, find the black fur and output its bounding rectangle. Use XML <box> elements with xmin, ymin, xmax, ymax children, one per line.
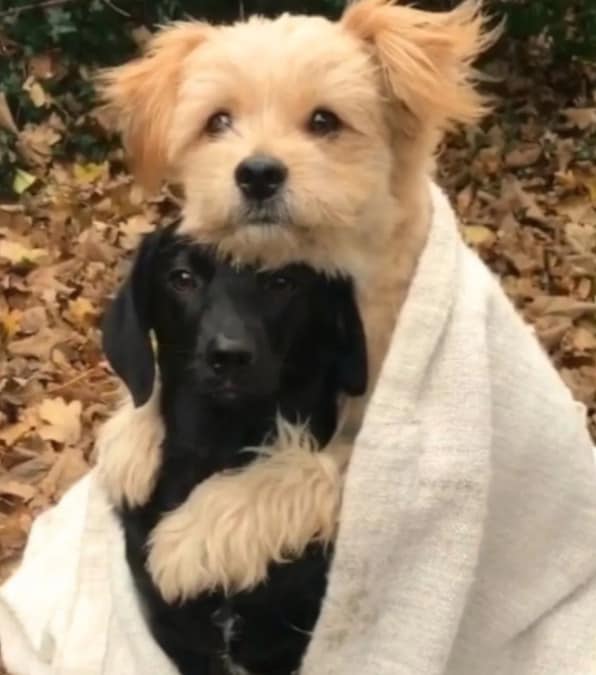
<box><xmin>102</xmin><ymin>224</ymin><xmax>367</xmax><ymax>675</ymax></box>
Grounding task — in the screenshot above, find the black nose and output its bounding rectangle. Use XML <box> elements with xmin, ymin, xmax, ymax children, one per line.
<box><xmin>206</xmin><ymin>334</ymin><xmax>255</xmax><ymax>374</ymax></box>
<box><xmin>235</xmin><ymin>154</ymin><xmax>288</xmax><ymax>201</ymax></box>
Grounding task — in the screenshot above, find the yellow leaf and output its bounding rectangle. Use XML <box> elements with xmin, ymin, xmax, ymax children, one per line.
<box><xmin>66</xmin><ymin>297</ymin><xmax>97</xmax><ymax>326</ymax></box>
<box><xmin>38</xmin><ymin>397</ymin><xmax>82</xmax><ymax>446</ymax></box>
<box><xmin>0</xmin><ymin>309</ymin><xmax>22</xmax><ymax>341</ymax></box>
<box><xmin>462</xmin><ymin>225</ymin><xmax>495</xmax><ymax>247</ymax></box>
<box><xmin>12</xmin><ymin>169</ymin><xmax>37</xmax><ymax>195</ymax></box>
<box><xmin>72</xmin><ymin>161</ymin><xmax>108</xmax><ymax>185</ymax></box>
<box><xmin>0</xmin><ymin>420</ymin><xmax>33</xmax><ymax>446</ymax></box>
<box><xmin>577</xmin><ymin>173</ymin><xmax>596</xmax><ymax>203</ymax></box>
<box><xmin>28</xmin><ymin>81</ymin><xmax>49</xmax><ymax>108</ymax></box>
<box><xmin>0</xmin><ymin>240</ymin><xmax>47</xmax><ymax>266</ymax></box>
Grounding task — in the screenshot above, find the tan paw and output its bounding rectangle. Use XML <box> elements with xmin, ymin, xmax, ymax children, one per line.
<box><xmin>147</xmin><ymin>433</ymin><xmax>345</xmax><ymax>602</ymax></box>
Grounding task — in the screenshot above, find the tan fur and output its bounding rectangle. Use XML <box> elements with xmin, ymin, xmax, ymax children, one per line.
<box><xmin>96</xmin><ymin>383</ymin><xmax>164</xmax><ymax>508</ymax></box>
<box><xmin>98</xmin><ymin>22</ymin><xmax>214</xmax><ymax>191</ymax></box>
<box><xmin>99</xmin><ymin>0</ymin><xmax>498</xmax><ymax>600</ymax></box>
<box><xmin>147</xmin><ymin>419</ymin><xmax>347</xmax><ymax>600</ymax></box>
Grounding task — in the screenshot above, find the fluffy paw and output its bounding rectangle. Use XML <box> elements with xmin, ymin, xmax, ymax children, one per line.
<box><xmin>147</xmin><ymin>438</ymin><xmax>345</xmax><ymax>602</ymax></box>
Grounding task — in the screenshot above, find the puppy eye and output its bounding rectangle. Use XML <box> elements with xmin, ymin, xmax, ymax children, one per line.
<box><xmin>205</xmin><ymin>111</ymin><xmax>233</xmax><ymax>136</ymax></box>
<box><xmin>307</xmin><ymin>108</ymin><xmax>341</xmax><ymax>136</ymax></box>
<box><xmin>263</xmin><ymin>274</ymin><xmax>295</xmax><ymax>293</ymax></box>
<box><xmin>168</xmin><ymin>269</ymin><xmax>197</xmax><ymax>292</ymax></box>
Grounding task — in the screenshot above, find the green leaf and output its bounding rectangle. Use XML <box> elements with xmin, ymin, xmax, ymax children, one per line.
<box><xmin>12</xmin><ymin>168</ymin><xmax>37</xmax><ymax>195</ymax></box>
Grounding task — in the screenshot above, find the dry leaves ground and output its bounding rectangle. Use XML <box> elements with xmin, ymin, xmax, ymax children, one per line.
<box><xmin>0</xmin><ymin>36</ymin><xmax>595</xmax><ymax>640</ymax></box>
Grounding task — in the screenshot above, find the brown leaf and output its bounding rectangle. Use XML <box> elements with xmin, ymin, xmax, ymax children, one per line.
<box><xmin>65</xmin><ymin>297</ymin><xmax>98</xmax><ymax>328</ymax></box>
<box><xmin>19</xmin><ymin>306</ymin><xmax>47</xmax><ymax>335</ymax></box>
<box><xmin>0</xmin><ymin>480</ymin><xmax>36</xmax><ymax>502</ymax></box>
<box><xmin>562</xmin><ymin>108</ymin><xmax>596</xmax><ymax>130</ymax></box>
<box><xmin>8</xmin><ymin>327</ymin><xmax>68</xmax><ymax>361</ymax></box>
<box><xmin>0</xmin><ymin>420</ymin><xmax>34</xmax><ymax>447</ymax></box>
<box><xmin>0</xmin><ymin>92</ymin><xmax>18</xmax><ymax>134</ymax></box>
<box><xmin>16</xmin><ymin>122</ymin><xmax>62</xmax><ymax>167</ymax></box>
<box><xmin>0</xmin><ymin>240</ymin><xmax>47</xmax><ymax>266</ymax></box>
<box><xmin>528</xmin><ymin>295</ymin><xmax>596</xmax><ymax>320</ymax></box>
<box><xmin>38</xmin><ymin>397</ymin><xmax>82</xmax><ymax>446</ymax></box>
<box><xmin>571</xmin><ymin>327</ymin><xmax>596</xmax><ymax>352</ymax></box>
<box><xmin>505</xmin><ymin>144</ymin><xmax>542</xmax><ymax>169</ymax></box>
<box><xmin>38</xmin><ymin>446</ymin><xmax>88</xmax><ymax>499</ymax></box>
<box><xmin>534</xmin><ymin>315</ymin><xmax>572</xmax><ymax>350</ymax></box>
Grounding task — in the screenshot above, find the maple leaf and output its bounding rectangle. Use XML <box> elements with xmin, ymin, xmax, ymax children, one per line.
<box><xmin>38</xmin><ymin>397</ymin><xmax>82</xmax><ymax>446</ymax></box>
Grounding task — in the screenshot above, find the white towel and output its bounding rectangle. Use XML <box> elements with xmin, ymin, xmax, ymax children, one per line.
<box><xmin>2</xmin><ymin>181</ymin><xmax>596</xmax><ymax>674</ymax></box>
<box><xmin>0</xmin><ymin>473</ymin><xmax>179</xmax><ymax>675</ymax></box>
<box><xmin>301</xmin><ymin>182</ymin><xmax>596</xmax><ymax>675</ymax></box>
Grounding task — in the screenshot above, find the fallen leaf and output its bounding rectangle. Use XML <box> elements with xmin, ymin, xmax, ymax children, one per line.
<box><xmin>571</xmin><ymin>327</ymin><xmax>596</xmax><ymax>352</ymax></box>
<box><xmin>0</xmin><ymin>420</ymin><xmax>34</xmax><ymax>447</ymax></box>
<box><xmin>534</xmin><ymin>315</ymin><xmax>572</xmax><ymax>350</ymax></box>
<box><xmin>0</xmin><ymin>309</ymin><xmax>22</xmax><ymax>341</ymax></box>
<box><xmin>12</xmin><ymin>169</ymin><xmax>37</xmax><ymax>195</ymax></box>
<box><xmin>18</xmin><ymin>306</ymin><xmax>47</xmax><ymax>335</ymax></box>
<box><xmin>26</xmin><ymin>81</ymin><xmax>49</xmax><ymax>108</ymax></box>
<box><xmin>563</xmin><ymin>108</ymin><xmax>596</xmax><ymax>130</ymax></box>
<box><xmin>65</xmin><ymin>297</ymin><xmax>97</xmax><ymax>327</ymax></box>
<box><xmin>28</xmin><ymin>52</ymin><xmax>58</xmax><ymax>80</ymax></box>
<box><xmin>16</xmin><ymin>123</ymin><xmax>62</xmax><ymax>167</ymax></box>
<box><xmin>119</xmin><ymin>214</ymin><xmax>154</xmax><ymax>250</ymax></box>
<box><xmin>38</xmin><ymin>397</ymin><xmax>82</xmax><ymax>446</ymax></box>
<box><xmin>528</xmin><ymin>295</ymin><xmax>596</xmax><ymax>320</ymax></box>
<box><xmin>462</xmin><ymin>225</ymin><xmax>496</xmax><ymax>247</ymax></box>
<box><xmin>8</xmin><ymin>327</ymin><xmax>68</xmax><ymax>360</ymax></box>
<box><xmin>0</xmin><ymin>240</ymin><xmax>47</xmax><ymax>265</ymax></box>
<box><xmin>0</xmin><ymin>480</ymin><xmax>36</xmax><ymax>502</ymax></box>
<box><xmin>505</xmin><ymin>144</ymin><xmax>542</xmax><ymax>169</ymax></box>
<box><xmin>38</xmin><ymin>446</ymin><xmax>88</xmax><ymax>499</ymax></box>
<box><xmin>0</xmin><ymin>92</ymin><xmax>18</xmax><ymax>134</ymax></box>
<box><xmin>72</xmin><ymin>161</ymin><xmax>109</xmax><ymax>185</ymax></box>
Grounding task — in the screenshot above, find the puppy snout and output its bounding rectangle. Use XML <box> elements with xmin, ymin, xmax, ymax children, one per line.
<box><xmin>206</xmin><ymin>334</ymin><xmax>255</xmax><ymax>374</ymax></box>
<box><xmin>235</xmin><ymin>154</ymin><xmax>288</xmax><ymax>202</ymax></box>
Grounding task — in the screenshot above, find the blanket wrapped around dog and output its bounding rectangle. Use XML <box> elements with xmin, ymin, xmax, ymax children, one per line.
<box><xmin>1</xmin><ymin>181</ymin><xmax>596</xmax><ymax>675</ymax></box>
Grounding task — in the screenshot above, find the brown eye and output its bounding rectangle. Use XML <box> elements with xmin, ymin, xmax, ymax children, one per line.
<box><xmin>169</xmin><ymin>269</ymin><xmax>196</xmax><ymax>292</ymax></box>
<box><xmin>307</xmin><ymin>108</ymin><xmax>341</xmax><ymax>136</ymax></box>
<box><xmin>205</xmin><ymin>111</ymin><xmax>232</xmax><ymax>136</ymax></box>
<box><xmin>263</xmin><ymin>274</ymin><xmax>295</xmax><ymax>293</ymax></box>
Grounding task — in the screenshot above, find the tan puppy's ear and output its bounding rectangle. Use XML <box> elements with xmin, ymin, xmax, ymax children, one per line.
<box><xmin>342</xmin><ymin>0</ymin><xmax>501</xmax><ymax>130</ymax></box>
<box><xmin>97</xmin><ymin>22</ymin><xmax>213</xmax><ymax>192</ymax></box>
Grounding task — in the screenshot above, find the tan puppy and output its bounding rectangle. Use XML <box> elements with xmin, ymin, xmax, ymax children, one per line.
<box><xmin>98</xmin><ymin>0</ymin><xmax>498</xmax><ymax>601</ymax></box>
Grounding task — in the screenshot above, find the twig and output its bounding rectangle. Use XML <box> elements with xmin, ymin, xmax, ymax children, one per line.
<box><xmin>0</xmin><ymin>0</ymin><xmax>77</xmax><ymax>18</ymax></box>
<box><xmin>101</xmin><ymin>0</ymin><xmax>130</xmax><ymax>18</ymax></box>
<box><xmin>46</xmin><ymin>366</ymin><xmax>101</xmax><ymax>396</ymax></box>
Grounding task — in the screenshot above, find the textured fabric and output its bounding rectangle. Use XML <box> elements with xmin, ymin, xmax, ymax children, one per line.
<box><xmin>0</xmin><ymin>473</ymin><xmax>179</xmax><ymax>675</ymax></box>
<box><xmin>300</xmin><ymin>182</ymin><xmax>596</xmax><ymax>675</ymax></box>
<box><xmin>1</xmin><ymin>182</ymin><xmax>596</xmax><ymax>674</ymax></box>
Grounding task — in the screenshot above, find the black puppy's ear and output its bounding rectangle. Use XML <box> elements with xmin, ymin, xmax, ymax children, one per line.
<box><xmin>335</xmin><ymin>280</ymin><xmax>368</xmax><ymax>397</ymax></box>
<box><xmin>102</xmin><ymin>230</ymin><xmax>163</xmax><ymax>407</ymax></box>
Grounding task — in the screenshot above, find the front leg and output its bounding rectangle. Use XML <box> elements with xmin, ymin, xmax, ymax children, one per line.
<box><xmin>147</xmin><ymin>432</ymin><xmax>348</xmax><ymax>602</ymax></box>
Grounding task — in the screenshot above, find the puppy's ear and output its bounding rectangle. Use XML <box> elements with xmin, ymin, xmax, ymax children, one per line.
<box><xmin>102</xmin><ymin>231</ymin><xmax>164</xmax><ymax>407</ymax></box>
<box><xmin>342</xmin><ymin>0</ymin><xmax>501</xmax><ymax>130</ymax></box>
<box><xmin>334</xmin><ymin>281</ymin><xmax>368</xmax><ymax>397</ymax></box>
<box><xmin>97</xmin><ymin>22</ymin><xmax>213</xmax><ymax>192</ymax></box>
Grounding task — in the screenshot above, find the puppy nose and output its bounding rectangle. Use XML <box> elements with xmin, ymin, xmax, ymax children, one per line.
<box><xmin>206</xmin><ymin>334</ymin><xmax>255</xmax><ymax>373</ymax></box>
<box><xmin>235</xmin><ymin>154</ymin><xmax>288</xmax><ymax>201</ymax></box>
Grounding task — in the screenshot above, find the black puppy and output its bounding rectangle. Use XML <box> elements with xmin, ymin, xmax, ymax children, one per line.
<box><xmin>102</xmin><ymin>224</ymin><xmax>367</xmax><ymax>675</ymax></box>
